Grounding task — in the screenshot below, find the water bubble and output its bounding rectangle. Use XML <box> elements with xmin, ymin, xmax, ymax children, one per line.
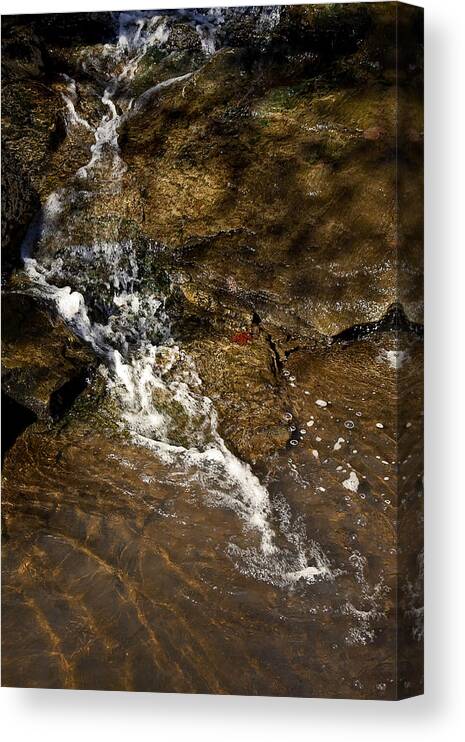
<box><xmin>290</xmin><ymin>439</ymin><xmax>299</xmax><ymax>447</ymax></box>
<box><xmin>300</xmin><ymin>429</ymin><xmax>307</xmax><ymax>435</ymax></box>
<box><xmin>344</xmin><ymin>420</ymin><xmax>355</xmax><ymax>429</ymax></box>
<box><xmin>283</xmin><ymin>412</ymin><xmax>293</xmax><ymax>421</ymax></box>
<box><xmin>289</xmin><ymin>424</ymin><xmax>296</xmax><ymax>431</ymax></box>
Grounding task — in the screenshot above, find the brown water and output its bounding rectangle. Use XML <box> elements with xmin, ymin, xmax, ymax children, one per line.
<box><xmin>2</xmin><ymin>331</ymin><xmax>423</xmax><ymax>698</ymax></box>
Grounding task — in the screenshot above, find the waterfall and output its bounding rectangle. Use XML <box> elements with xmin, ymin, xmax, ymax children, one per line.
<box><xmin>21</xmin><ymin>10</ymin><xmax>332</xmax><ymax>589</ymax></box>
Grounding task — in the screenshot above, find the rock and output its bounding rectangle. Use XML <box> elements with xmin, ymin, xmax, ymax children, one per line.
<box><xmin>118</xmin><ymin>4</ymin><xmax>423</xmax><ymax>338</ymax></box>
<box><xmin>0</xmin><ymin>14</ymin><xmax>112</xmax><ymax>210</ymax></box>
<box><xmin>1</xmin><ymin>145</ymin><xmax>39</xmax><ymax>273</ymax></box>
<box><xmin>1</xmin><ymin>292</ymin><xmax>94</xmax><ymax>423</ymax></box>
<box><xmin>186</xmin><ymin>331</ymin><xmax>288</xmax><ymax>465</ymax></box>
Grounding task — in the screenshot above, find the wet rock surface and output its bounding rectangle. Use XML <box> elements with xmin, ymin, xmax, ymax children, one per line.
<box><xmin>1</xmin><ymin>292</ymin><xmax>93</xmax><ymax>420</ymax></box>
<box><xmin>119</xmin><ymin>4</ymin><xmax>423</xmax><ymax>336</ymax></box>
<box><xmin>1</xmin><ymin>6</ymin><xmax>423</xmax><ymax>699</ymax></box>
<box><xmin>1</xmin><ymin>146</ymin><xmax>40</xmax><ymax>273</ymax></box>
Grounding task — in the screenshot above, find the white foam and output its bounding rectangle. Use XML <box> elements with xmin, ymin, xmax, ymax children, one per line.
<box><xmin>60</xmin><ymin>76</ymin><xmax>93</xmax><ymax>132</ymax></box>
<box><xmin>133</xmin><ymin>72</ymin><xmax>194</xmax><ymax>111</ymax></box>
<box><xmin>342</xmin><ymin>471</ymin><xmax>359</xmax><ymax>492</ymax></box>
<box><xmin>56</xmin><ymin>286</ymin><xmax>85</xmax><ymax>319</ymax></box>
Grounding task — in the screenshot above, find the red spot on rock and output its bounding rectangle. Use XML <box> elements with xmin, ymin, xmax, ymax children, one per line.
<box><xmin>231</xmin><ymin>331</ymin><xmax>253</xmax><ymax>346</ymax></box>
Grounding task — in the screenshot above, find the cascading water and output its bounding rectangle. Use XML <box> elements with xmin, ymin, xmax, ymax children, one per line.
<box><xmin>21</xmin><ymin>10</ymin><xmax>331</xmax><ymax>588</ymax></box>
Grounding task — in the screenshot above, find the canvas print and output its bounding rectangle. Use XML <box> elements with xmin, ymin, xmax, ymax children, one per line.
<box><xmin>1</xmin><ymin>3</ymin><xmax>423</xmax><ymax>699</ymax></box>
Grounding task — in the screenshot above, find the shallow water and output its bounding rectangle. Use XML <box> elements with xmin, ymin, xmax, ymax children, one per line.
<box><xmin>2</xmin><ymin>329</ymin><xmax>423</xmax><ymax>697</ymax></box>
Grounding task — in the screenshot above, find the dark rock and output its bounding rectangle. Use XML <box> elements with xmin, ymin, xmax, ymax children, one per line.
<box><xmin>1</xmin><ymin>145</ymin><xmax>40</xmax><ymax>274</ymax></box>
<box><xmin>1</xmin><ymin>292</ymin><xmax>94</xmax><ymax>421</ymax></box>
<box><xmin>1</xmin><ymin>391</ymin><xmax>37</xmax><ymax>460</ymax></box>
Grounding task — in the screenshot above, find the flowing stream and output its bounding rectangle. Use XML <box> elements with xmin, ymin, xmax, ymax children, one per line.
<box><xmin>20</xmin><ymin>10</ymin><xmax>331</xmax><ymax>588</ymax></box>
